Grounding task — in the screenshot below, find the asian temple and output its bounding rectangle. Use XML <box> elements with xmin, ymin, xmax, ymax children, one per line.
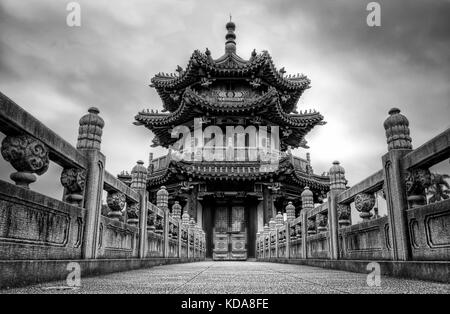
<box><xmin>132</xmin><ymin>20</ymin><xmax>330</xmax><ymax>260</ymax></box>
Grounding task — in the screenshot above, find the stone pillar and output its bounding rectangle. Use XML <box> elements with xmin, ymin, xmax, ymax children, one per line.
<box><xmin>328</xmin><ymin>161</ymin><xmax>346</xmax><ymax>260</ymax></box>
<box><xmin>1</xmin><ymin>135</ymin><xmax>50</xmax><ymax>188</ymax></box>
<box><xmin>263</xmin><ymin>224</ymin><xmax>270</xmax><ymax>259</ymax></box>
<box><xmin>131</xmin><ymin>160</ymin><xmax>148</xmax><ymax>258</ymax></box>
<box><xmin>301</xmin><ymin>187</ymin><xmax>313</xmax><ymax>259</ymax></box>
<box><xmin>77</xmin><ymin>107</ymin><xmax>105</xmax><ymax>259</ymax></box>
<box><xmin>285</xmin><ymin>220</ymin><xmax>290</xmax><ymax>259</ymax></box>
<box><xmin>382</xmin><ymin>108</ymin><xmax>413</xmax><ymax>261</ymax></box>
<box><xmin>157</xmin><ymin>186</ymin><xmax>169</xmax><ymax>258</ymax></box>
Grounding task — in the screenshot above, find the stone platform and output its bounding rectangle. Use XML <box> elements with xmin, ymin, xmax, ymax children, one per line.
<box><xmin>3</xmin><ymin>261</ymin><xmax>449</xmax><ymax>294</ymax></box>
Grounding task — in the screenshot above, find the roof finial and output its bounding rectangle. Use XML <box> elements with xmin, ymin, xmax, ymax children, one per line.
<box><xmin>225</xmin><ymin>17</ymin><xmax>236</xmax><ymax>54</ymax></box>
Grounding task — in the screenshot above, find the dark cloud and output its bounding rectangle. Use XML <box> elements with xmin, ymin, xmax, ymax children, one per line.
<box><xmin>0</xmin><ymin>0</ymin><xmax>449</xmax><ymax>200</ymax></box>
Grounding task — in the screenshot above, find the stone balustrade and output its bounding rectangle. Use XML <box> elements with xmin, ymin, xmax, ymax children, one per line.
<box><xmin>0</xmin><ymin>92</ymin><xmax>206</xmax><ymax>283</ymax></box>
<box><xmin>256</xmin><ymin>108</ymin><xmax>450</xmax><ymax>283</ymax></box>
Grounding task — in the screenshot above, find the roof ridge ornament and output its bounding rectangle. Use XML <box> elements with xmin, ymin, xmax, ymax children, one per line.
<box><xmin>225</xmin><ymin>18</ymin><xmax>236</xmax><ymax>54</ymax></box>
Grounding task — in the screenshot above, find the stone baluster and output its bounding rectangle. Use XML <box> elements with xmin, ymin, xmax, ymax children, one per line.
<box><xmin>1</xmin><ymin>135</ymin><xmax>50</xmax><ymax>188</ymax></box>
<box><xmin>355</xmin><ymin>193</ymin><xmax>375</xmax><ymax>221</ymax></box>
<box><xmin>76</xmin><ymin>107</ymin><xmax>105</xmax><ymax>259</ymax></box>
<box><xmin>307</xmin><ymin>218</ymin><xmax>316</xmax><ymax>235</ymax></box>
<box><xmin>106</xmin><ymin>191</ymin><xmax>126</xmax><ymax>220</ymax></box>
<box><xmin>337</xmin><ymin>204</ymin><xmax>351</xmax><ymax>228</ymax></box>
<box><xmin>317</xmin><ymin>213</ymin><xmax>328</xmax><ymax>232</ymax></box>
<box><xmin>130</xmin><ymin>161</ymin><xmax>148</xmax><ymax>261</ymax></box>
<box><xmin>60</xmin><ymin>168</ymin><xmax>86</xmax><ymax>207</ymax></box>
<box><xmin>382</xmin><ymin>108</ymin><xmax>414</xmax><ymax>261</ymax></box>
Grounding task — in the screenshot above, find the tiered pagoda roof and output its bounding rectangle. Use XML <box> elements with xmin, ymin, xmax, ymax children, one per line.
<box><xmin>146</xmin><ymin>150</ymin><xmax>329</xmax><ymax>191</ymax></box>
<box><xmin>134</xmin><ymin>20</ymin><xmax>329</xmax><ymax>193</ymax></box>
<box><xmin>134</xmin><ymin>20</ymin><xmax>325</xmax><ymax>150</ymax></box>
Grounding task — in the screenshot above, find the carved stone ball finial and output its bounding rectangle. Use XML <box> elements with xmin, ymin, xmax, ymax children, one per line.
<box><xmin>1</xmin><ymin>135</ymin><xmax>49</xmax><ymax>188</ymax></box>
<box><xmin>301</xmin><ymin>186</ymin><xmax>314</xmax><ymax>211</ymax></box>
<box><xmin>172</xmin><ymin>201</ymin><xmax>182</xmax><ymax>221</ymax></box>
<box><xmin>329</xmin><ymin>161</ymin><xmax>347</xmax><ymax>191</ymax></box>
<box><xmin>131</xmin><ymin>160</ymin><xmax>148</xmax><ymax>190</ymax></box>
<box><xmin>182</xmin><ymin>210</ymin><xmax>190</xmax><ymax>227</ymax></box>
<box><xmin>225</xmin><ymin>19</ymin><xmax>236</xmax><ymax>54</ymax></box>
<box><xmin>275</xmin><ymin>211</ymin><xmax>284</xmax><ymax>228</ymax></box>
<box><xmin>77</xmin><ymin>107</ymin><xmax>104</xmax><ymax>150</ymax></box>
<box><xmin>269</xmin><ymin>218</ymin><xmax>276</xmax><ymax>230</ymax></box>
<box><xmin>383</xmin><ymin>108</ymin><xmax>412</xmax><ymax>151</ymax></box>
<box><xmin>285</xmin><ymin>201</ymin><xmax>296</xmax><ymax>222</ymax></box>
<box><xmin>354</xmin><ymin>193</ymin><xmax>375</xmax><ymax>221</ymax></box>
<box><xmin>156</xmin><ymin>185</ymin><xmax>169</xmax><ymax>209</ymax></box>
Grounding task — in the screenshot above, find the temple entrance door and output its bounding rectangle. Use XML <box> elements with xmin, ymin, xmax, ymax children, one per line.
<box><xmin>213</xmin><ymin>205</ymin><xmax>247</xmax><ymax>260</ymax></box>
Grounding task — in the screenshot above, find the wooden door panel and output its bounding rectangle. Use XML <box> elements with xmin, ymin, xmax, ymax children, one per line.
<box><xmin>230</xmin><ymin>206</ymin><xmax>247</xmax><ymax>260</ymax></box>
<box><xmin>213</xmin><ymin>206</ymin><xmax>229</xmax><ymax>260</ymax></box>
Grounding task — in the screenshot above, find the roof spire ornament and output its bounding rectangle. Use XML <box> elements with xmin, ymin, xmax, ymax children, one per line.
<box><xmin>225</xmin><ymin>17</ymin><xmax>236</xmax><ymax>54</ymax></box>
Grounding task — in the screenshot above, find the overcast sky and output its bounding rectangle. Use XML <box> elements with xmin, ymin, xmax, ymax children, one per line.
<box><xmin>0</xmin><ymin>0</ymin><xmax>449</xmax><ymax>203</ymax></box>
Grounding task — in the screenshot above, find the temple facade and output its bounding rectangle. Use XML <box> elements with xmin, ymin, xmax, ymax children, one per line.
<box><xmin>133</xmin><ymin>21</ymin><xmax>329</xmax><ymax>260</ymax></box>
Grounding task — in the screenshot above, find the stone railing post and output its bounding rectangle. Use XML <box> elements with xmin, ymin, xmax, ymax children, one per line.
<box><xmin>263</xmin><ymin>224</ymin><xmax>269</xmax><ymax>259</ymax></box>
<box><xmin>382</xmin><ymin>108</ymin><xmax>413</xmax><ymax>261</ymax></box>
<box><xmin>285</xmin><ymin>220</ymin><xmax>290</xmax><ymax>259</ymax></box>
<box><xmin>131</xmin><ymin>160</ymin><xmax>148</xmax><ymax>258</ymax></box>
<box><xmin>76</xmin><ymin>107</ymin><xmax>105</xmax><ymax>259</ymax></box>
<box><xmin>172</xmin><ymin>201</ymin><xmax>182</xmax><ymax>258</ymax></box>
<box><xmin>157</xmin><ymin>186</ymin><xmax>169</xmax><ymax>258</ymax></box>
<box><xmin>328</xmin><ymin>161</ymin><xmax>346</xmax><ymax>260</ymax></box>
<box><xmin>301</xmin><ymin>187</ymin><xmax>313</xmax><ymax>259</ymax></box>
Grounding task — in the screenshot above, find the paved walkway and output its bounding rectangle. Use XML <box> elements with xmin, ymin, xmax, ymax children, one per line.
<box><xmin>3</xmin><ymin>261</ymin><xmax>449</xmax><ymax>294</ymax></box>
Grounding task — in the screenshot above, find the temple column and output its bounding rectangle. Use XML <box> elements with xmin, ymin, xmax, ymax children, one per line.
<box><xmin>257</xmin><ymin>200</ymin><xmax>264</xmax><ymax>232</ymax></box>
<box><xmin>196</xmin><ymin>200</ymin><xmax>203</xmax><ymax>228</ymax></box>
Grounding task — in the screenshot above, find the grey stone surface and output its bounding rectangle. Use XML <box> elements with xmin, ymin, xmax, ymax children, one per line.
<box><xmin>3</xmin><ymin>261</ymin><xmax>449</xmax><ymax>294</ymax></box>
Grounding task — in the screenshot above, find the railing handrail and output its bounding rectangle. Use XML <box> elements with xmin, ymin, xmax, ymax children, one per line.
<box><xmin>0</xmin><ymin>91</ymin><xmax>88</xmax><ymax>170</ymax></box>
